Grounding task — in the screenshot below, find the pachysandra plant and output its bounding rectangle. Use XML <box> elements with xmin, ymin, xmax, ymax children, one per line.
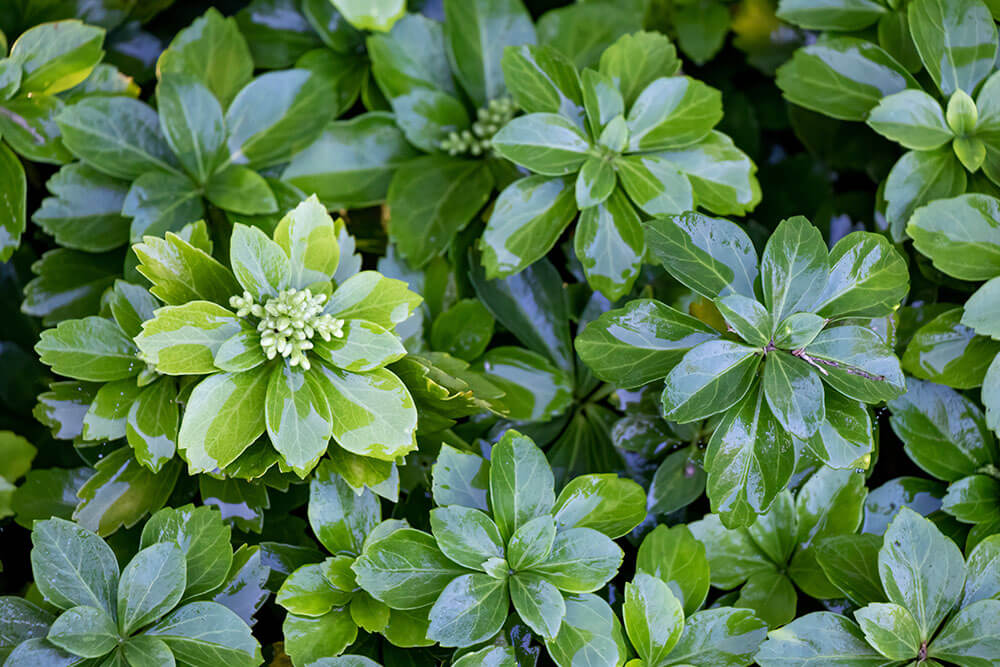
<box><xmin>276</xmin><ymin>462</ymin><xmax>429</xmax><ymax>664</ymax></box>
<box><xmin>3</xmin><ymin>507</ymin><xmax>262</xmax><ymax>666</ymax></box>
<box><xmin>351</xmin><ymin>430</ymin><xmax>645</xmax><ymax>650</ymax></box>
<box><xmin>577</xmin><ymin>213</ymin><xmax>908</xmax><ymax>526</ymax></box>
<box><xmin>53</xmin><ymin>8</ymin><xmax>335</xmax><ymax>245</ymax></box>
<box><xmin>484</xmin><ymin>31</ymin><xmax>761</xmax><ymax>299</ymax></box>
<box><xmin>902</xmin><ymin>194</ymin><xmax>1000</xmax><ymax>440</ymax></box>
<box><xmin>777</xmin><ymin>0</ymin><xmax>1000</xmax><ymax>239</ymax></box>
<box><xmin>0</xmin><ymin>19</ymin><xmax>133</xmax><ymax>261</ymax></box>
<box><xmin>756</xmin><ymin>508</ymin><xmax>1000</xmax><ymax>666</ymax></box>
<box><xmin>889</xmin><ymin>378</ymin><xmax>1000</xmax><ymax>549</ymax></box>
<box><xmin>287</xmin><ymin>0</ymin><xmax>537</xmax><ymax>268</ymax></box>
<box><xmin>691</xmin><ymin>467</ymin><xmax>868</xmax><ymax>627</ymax></box>
<box><xmin>133</xmin><ymin>196</ymin><xmax>421</xmax><ymax>479</ymax></box>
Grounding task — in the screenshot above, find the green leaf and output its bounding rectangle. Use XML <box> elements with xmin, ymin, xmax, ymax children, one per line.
<box><xmin>9</xmin><ymin>20</ymin><xmax>104</xmax><ymax>95</ymax></box>
<box><xmin>5</xmin><ymin>637</ymin><xmax>104</xmax><ymax>665</ymax></box>
<box><xmin>763</xmin><ymin>351</ymin><xmax>826</xmax><ymax>439</ymax></box>
<box><xmin>623</xmin><ymin>573</ymin><xmax>684</xmax><ymax>665</ymax></box>
<box><xmin>145</xmin><ymin>602</ymin><xmax>260</xmax><ymax>667</ymax></box>
<box><xmin>616</xmin><ymin>153</ymin><xmax>694</xmax><ymax>217</ymax></box>
<box><xmin>816</xmin><ymin>533</ymin><xmax>886</xmax><ymax>606</ymax></box>
<box><xmin>574</xmin><ymin>298</ymin><xmax>718</xmax><ymax>388</ymax></box>
<box><xmin>56</xmin><ymin>97</ymin><xmax>180</xmax><ymax>180</ymax></box>
<box><xmin>581</xmin><ymin>69</ymin><xmax>625</xmax><ymax>135</ymax></box>
<box><xmin>387</xmin><ymin>156</ymin><xmax>493</xmax><ymax>268</ymax></box>
<box><xmin>141</xmin><ymin>505</ymin><xmax>233</xmax><ymax>600</ymax></box>
<box><xmin>537</xmin><ymin>2</ymin><xmax>642</xmax><ymax>69</ymax></box>
<box><xmin>225</xmin><ymin>68</ymin><xmax>337</xmax><ymax>169</ymax></box>
<box><xmin>272</xmin><ymin>195</ymin><xmax>339</xmax><ymax>289</ymax></box>
<box><xmin>866</xmin><ymin>89</ymin><xmax>952</xmax><ymax>150</ymax></box>
<box><xmin>443</xmin><ymin>0</ymin><xmax>536</xmax><ymax>107</ymax></box>
<box><xmin>907</xmin><ymin>194</ymin><xmax>1000</xmax><ymax>282</ymax></box>
<box><xmin>156</xmin><ymin>73</ymin><xmax>226</xmax><ymax>184</ymax></box>
<box><xmin>716</xmin><ymin>294</ymin><xmax>772</xmax><ymax>348</ymax></box>
<box><xmin>122</xmin><ymin>636</ymin><xmax>173</xmax><ymax>667</ymax></box>
<box><xmin>644</xmin><ymin>212</ymin><xmax>758</xmax><ymax>299</ymax></box>
<box><xmin>652</xmin><ymin>131</ymin><xmax>760</xmax><ymax>216</ymax></box>
<box><xmin>776</xmin><ymin>37</ymin><xmax>918</xmax><ymax>121</ymax></box>
<box><xmin>73</xmin><ymin>451</ymin><xmax>180</xmax><ymax>538</ymax></box>
<box><xmin>962</xmin><ymin>535</ymin><xmax>1000</xmax><ymax>607</ymax></box>
<box><xmin>489</xmin><ymin>430</ymin><xmax>555</xmax><ymax>541</ymax></box>
<box><xmin>942</xmin><ymin>475</ymin><xmax>1000</xmax><ymax>524</ymax></box>
<box><xmin>353</xmin><ymin>528</ymin><xmax>470</xmax><ymax>609</ymax></box>
<box><xmin>805</xmin><ymin>392</ymin><xmax>874</xmax><ymax>470</ymax></box>
<box><xmin>134</xmin><ymin>232</ymin><xmax>240</xmax><ymax>307</ymax></box>
<box><xmin>0</xmin><ymin>142</ymin><xmax>26</xmax><ymax>262</ymax></box>
<box><xmin>902</xmin><ymin>309</ymin><xmax>1000</xmax><ymax>388</ymax></box>
<box><xmin>22</xmin><ymin>249</ymin><xmax>118</xmax><ymax>325</ymax></box>
<box><xmin>703</xmin><ymin>382</ymin><xmax>795</xmax><ymax>528</ymax></box>
<box><xmin>431</xmin><ymin>444</ymin><xmax>490</xmax><ymax>512</ymax></box>
<box><xmin>230</xmin><ymin>223</ymin><xmax>289</xmax><ymax>300</ymax></box>
<box><xmin>282</xmin><ymin>112</ymin><xmax>420</xmax><ymax>210</ymax></box>
<box><xmin>756</xmin><ymin>612</ymin><xmax>893</xmax><ymax>666</ymax></box>
<box><xmin>0</xmin><ymin>597</ymin><xmax>54</xmax><ymax>662</ymax></box>
<box><xmin>265</xmin><ymin>364</ymin><xmax>331</xmax><ymax>476</ymax></box>
<box><xmin>626</xmin><ymin>76</ymin><xmax>721</xmax><ymax>152</ymax></box>
<box><xmin>0</xmin><ymin>93</ymin><xmax>73</xmax><ymax>164</ymax></box>
<box><xmin>884</xmin><ymin>147</ymin><xmax>966</xmax><ymax>241</ymax></box>
<box><xmin>479</xmin><ymin>176</ymin><xmax>576</xmax><ymax>278</ymax></box>
<box><xmin>636</xmin><ymin>524</ymin><xmax>710</xmax><ymax>616</ymax></box>
<box><xmin>500</xmin><ymin>44</ymin><xmax>584</xmax><ymax>123</ymax></box>
<box><xmin>309</xmin><ymin>460</ymin><xmax>380</xmax><ymax>556</ymax></box>
<box><xmin>662</xmin><ymin>341</ymin><xmax>762</xmax><ymax>423</ymax></box>
<box><xmin>761</xmin><ymin>216</ymin><xmax>829</xmax><ymax>323</ymax></box>
<box><xmin>574</xmin><ymin>187</ymin><xmax>644</xmax><ymax>300</ymax></box>
<box><xmin>879</xmin><ymin>507</ymin><xmax>965</xmax><ymax>641</ymax></box>
<box><xmin>33</xmin><ymin>162</ymin><xmax>128</xmax><ymax>254</ymax></box>
<box><xmin>666</xmin><ymin>607</ymin><xmax>767</xmax><ymax>666</ymax></box>
<box><xmin>178</xmin><ymin>368</ymin><xmax>270</xmax><ymax>473</ymax></box>
<box><xmin>122</xmin><ymin>171</ymin><xmax>204</xmax><ymax>242</ymax></box>
<box><xmin>430</xmin><ymin>506</ymin><xmax>504</xmax><ymax>571</ymax></box>
<box><xmin>545</xmin><ymin>594</ymin><xmax>628</xmax><ymax>667</ymax></box>
<box><xmin>888</xmin><ymin>379</ymin><xmax>996</xmax><ymax>482</ymax></box>
<box><xmin>674</xmin><ymin>1</ymin><xmax>730</xmax><ymax>65</ymax></box>
<box><xmin>37</xmin><ymin>317</ymin><xmax>140</xmax><ymax>382</ymax></box>
<box><xmin>315</xmin><ymin>365</ymin><xmax>417</xmax><ymax>461</ymax></box>
<box><xmin>135</xmin><ymin>302</ymin><xmax>242</xmax><ymax>375</ymax></box>
<box><xmin>777</xmin><ymin>0</ymin><xmax>888</xmax><ymax>30</ymax></box>
<box><xmin>928</xmin><ymin>598</ymin><xmax>1000</xmax><ymax>665</ymax></box>
<box><xmin>157</xmin><ymin>8</ymin><xmax>254</xmax><ymax>108</ymax></box>
<box><xmin>47</xmin><ymin>605</ymin><xmax>119</xmax><ymax>659</ymax></box>
<box><xmin>492</xmin><ymin>112</ymin><xmax>591</xmax><ymax>176</ymax></box>
<box><xmin>118</xmin><ymin>543</ymin><xmax>186</xmax><ymax>635</ymax></box>
<box><xmin>813</xmin><ymin>231</ymin><xmax>910</xmax><ymax>319</ymax></box>
<box><xmin>507</xmin><ymin>515</ymin><xmax>556</xmax><ymax>571</ymax></box>
<box><xmin>126</xmin><ymin>379</ymin><xmax>179</xmax><ymax>472</ymax></box>
<box><xmin>964</xmin><ymin>278</ymin><xmax>1000</xmax><ymax>339</ymax></box>
<box><xmin>909</xmin><ymin>0</ymin><xmax>998</xmax><ymax>96</ymax></box>
<box><xmin>526</xmin><ymin>527</ymin><xmax>622</xmax><ymax>593</ymax></box>
<box><xmin>427</xmin><ymin>573</ymin><xmax>508</xmax><ymax>648</ymax></box>
<box><xmin>452</xmin><ymin>646</ymin><xmax>516</xmax><ymax>667</ymax></box>
<box><xmin>804</xmin><ymin>325</ymin><xmax>906</xmax><ymax>403</ymax></box>
<box><xmin>325</xmin><ymin>270</ymin><xmax>422</xmax><ymax>329</ymax></box>
<box><xmin>276</xmin><ymin>563</ymin><xmax>351</xmax><ymax>617</ymax></box>
<box><xmin>509</xmin><ymin>573</ymin><xmax>564</xmax><ymax>640</ymax></box>
<box><xmin>598</xmin><ymin>31</ymin><xmax>679</xmax><ymax>109</ymax></box>
<box><xmin>332</xmin><ymin>0</ymin><xmax>404</xmax><ymax>32</ymax></box>
<box><xmin>575</xmin><ymin>155</ymin><xmax>617</xmax><ymax>209</ymax></box>
<box><xmin>316</xmin><ymin>320</ymin><xmax>406</xmax><ymax>372</ymax></box>
<box><xmin>475</xmin><ymin>346</ymin><xmax>573</xmax><ymax>422</ymax></box>
<box><xmin>204</xmin><ymin>165</ymin><xmax>278</xmax><ymax>216</ymax></box>
<box><xmin>31</xmin><ymin>518</ymin><xmax>119</xmax><ymax>615</ymax></box>
<box><xmin>282</xmin><ymin>608</ymin><xmax>357</xmax><ymax>665</ymax></box>
<box><xmin>430</xmin><ymin>299</ymin><xmax>494</xmax><ymax>361</ymax></box>
<box><xmin>552</xmin><ymin>474</ymin><xmax>645</xmax><ymax>539</ymax></box>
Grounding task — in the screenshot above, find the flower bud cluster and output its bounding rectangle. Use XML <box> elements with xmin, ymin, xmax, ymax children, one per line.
<box><xmin>229</xmin><ymin>288</ymin><xmax>344</xmax><ymax>370</ymax></box>
<box><xmin>440</xmin><ymin>97</ymin><xmax>517</xmax><ymax>156</ymax></box>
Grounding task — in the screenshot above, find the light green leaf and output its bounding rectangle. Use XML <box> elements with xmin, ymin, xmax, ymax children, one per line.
<box><xmin>501</xmin><ymin>44</ymin><xmax>584</xmax><ymax>123</ymax></box>
<box><xmin>431</xmin><ymin>444</ymin><xmax>490</xmax><ymax>512</ymax></box>
<box><xmin>544</xmin><ymin>594</ymin><xmax>629</xmax><ymax>667</ymax></box>
<box><xmin>272</xmin><ymin>195</ymin><xmax>339</xmax><ymax>288</ymax></box>
<box><xmin>265</xmin><ymin>364</ymin><xmax>331</xmax><ymax>477</ymax></box>
<box><xmin>813</xmin><ymin>231</ymin><xmax>909</xmax><ymax>319</ymax></box>
<box><xmin>763</xmin><ymin>351</ymin><xmax>826</xmax><ymax>439</ymax></box>
<box><xmin>316</xmin><ymin>365</ymin><xmax>417</xmax><ymax>461</ymax></box>
<box><xmin>653</xmin><ymin>132</ymin><xmax>761</xmax><ymax>216</ymax></box>
<box><xmin>756</xmin><ymin>612</ymin><xmax>892</xmax><ymax>666</ymax></box>
<box><xmin>509</xmin><ymin>573</ymin><xmax>564</xmax><ymax>640</ymax></box>
<box><xmin>526</xmin><ymin>527</ymin><xmax>622</xmax><ymax>593</ymax></box>
<box><xmin>177</xmin><ymin>368</ymin><xmax>270</xmax><ymax>473</ymax></box>
<box><xmin>552</xmin><ymin>474</ymin><xmax>645</xmax><ymax>539</ymax></box>
<box><xmin>760</xmin><ymin>216</ymin><xmax>829</xmax><ymax>323</ymax></box>
<box><xmin>0</xmin><ymin>143</ymin><xmax>27</xmax><ymax>262</ymax></box>
<box><xmin>31</xmin><ymin>518</ymin><xmax>119</xmax><ymax>615</ymax></box>
<box><xmin>37</xmin><ymin>317</ymin><xmax>140</xmax><ymax>382</ymax></box>
<box><xmin>804</xmin><ymin>325</ymin><xmax>906</xmax><ymax>403</ymax></box>
<box><xmin>598</xmin><ymin>31</ymin><xmax>679</xmax><ymax>109</ymax></box>
<box><xmin>907</xmin><ymin>194</ymin><xmax>1000</xmax><ymax>282</ymax></box>
<box><xmin>47</xmin><ymin>605</ymin><xmax>119</xmax><ymax>659</ymax></box>
<box><xmin>118</xmin><ymin>543</ymin><xmax>186</xmax><ymax>635</ymax></box>
<box><xmin>507</xmin><ymin>515</ymin><xmax>556</xmax><ymax>571</ymax></box>
<box><xmin>489</xmin><ymin>430</ymin><xmax>555</xmax><ymax>542</ymax></box>
<box><xmin>575</xmin><ymin>155</ymin><xmax>617</xmax><ymax>209</ymax></box>
<box><xmin>623</xmin><ymin>573</ymin><xmax>684</xmax><ymax>665</ymax></box>
<box><xmin>574</xmin><ymin>187</ymin><xmax>644</xmax><ymax>300</ymax></box>
<box><xmin>929</xmin><ymin>599</ymin><xmax>1000</xmax><ymax>666</ymax></box>
<box><xmin>626</xmin><ymin>76</ymin><xmax>721</xmax><ymax>152</ymax></box>
<box><xmin>805</xmin><ymin>392</ymin><xmax>874</xmax><ymax>470</ymax></box>
<box><xmin>332</xmin><ymin>0</ymin><xmax>405</xmax><ymax>32</ymax></box>
<box><xmin>282</xmin><ymin>608</ymin><xmax>357</xmax><ymax>665</ymax></box>
<box><xmin>145</xmin><ymin>602</ymin><xmax>260</xmax><ymax>667</ymax></box>
<box><xmin>134</xmin><ymin>232</ymin><xmax>240</xmax><ymax>307</ymax></box>
<box><xmin>135</xmin><ymin>302</ymin><xmax>241</xmax><ymax>375</ymax></box>
<box><xmin>492</xmin><ymin>112</ymin><xmax>591</xmax><ymax>176</ymax></box>
<box><xmin>866</xmin><ymin>89</ymin><xmax>952</xmax><ymax>150</ymax></box>
<box><xmin>716</xmin><ymin>294</ymin><xmax>772</xmax><ymax>347</ymax></box>
<box><xmin>140</xmin><ymin>505</ymin><xmax>233</xmax><ymax>599</ymax></box>
<box><xmin>616</xmin><ymin>153</ymin><xmax>694</xmax><ymax>217</ymax></box>
<box><xmin>430</xmin><ymin>505</ymin><xmax>504</xmax><ymax>571</ymax></box>
<box><xmin>325</xmin><ymin>270</ymin><xmax>422</xmax><ymax>329</ymax></box>
<box><xmin>908</xmin><ymin>0</ymin><xmax>998</xmax><ymax>96</ymax></box>
<box><xmin>230</xmin><ymin>223</ymin><xmax>289</xmax><ymax>300</ymax></box>
<box><xmin>475</xmin><ymin>346</ymin><xmax>573</xmax><ymax>422</ymax></box>
<box><xmin>427</xmin><ymin>573</ymin><xmax>508</xmax><ymax>648</ymax></box>
<box><xmin>879</xmin><ymin>507</ymin><xmax>966</xmax><ymax>641</ymax></box>
<box><xmin>10</xmin><ymin>20</ymin><xmax>104</xmax><ymax>95</ymax></box>
<box><xmin>777</xmin><ymin>0</ymin><xmax>888</xmax><ymax>30</ymax></box>
<box><xmin>276</xmin><ymin>563</ymin><xmax>351</xmax><ymax>617</ymax></box>
<box><xmin>636</xmin><ymin>524</ymin><xmax>710</xmax><ymax>616</ymax></box>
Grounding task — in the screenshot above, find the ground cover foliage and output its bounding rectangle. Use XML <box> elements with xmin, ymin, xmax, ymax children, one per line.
<box><xmin>2</xmin><ymin>0</ymin><xmax>1000</xmax><ymax>665</ymax></box>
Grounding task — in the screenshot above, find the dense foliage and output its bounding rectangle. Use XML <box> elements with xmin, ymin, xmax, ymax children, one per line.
<box><xmin>2</xmin><ymin>0</ymin><xmax>1000</xmax><ymax>665</ymax></box>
